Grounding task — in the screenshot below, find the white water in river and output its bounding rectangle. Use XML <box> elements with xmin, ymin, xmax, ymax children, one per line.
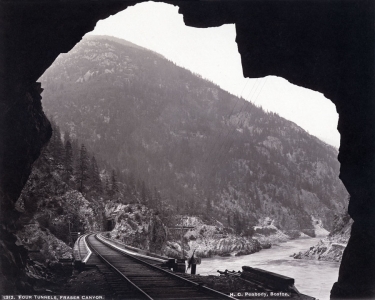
<box><xmin>197</xmin><ymin>237</ymin><xmax>340</xmax><ymax>300</ymax></box>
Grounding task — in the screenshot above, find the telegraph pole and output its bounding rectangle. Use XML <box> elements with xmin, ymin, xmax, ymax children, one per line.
<box><xmin>168</xmin><ymin>216</ymin><xmax>194</xmax><ymax>259</ymax></box>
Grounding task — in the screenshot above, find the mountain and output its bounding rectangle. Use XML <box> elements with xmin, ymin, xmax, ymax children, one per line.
<box><xmin>40</xmin><ymin>35</ymin><xmax>348</xmax><ymax>235</ymax></box>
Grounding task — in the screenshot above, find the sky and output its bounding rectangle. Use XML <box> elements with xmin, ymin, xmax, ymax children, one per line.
<box><xmin>88</xmin><ymin>1</ymin><xmax>340</xmax><ymax>148</ymax></box>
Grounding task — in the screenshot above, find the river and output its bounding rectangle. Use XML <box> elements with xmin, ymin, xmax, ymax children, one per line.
<box><xmin>197</xmin><ymin>237</ymin><xmax>340</xmax><ymax>300</ymax></box>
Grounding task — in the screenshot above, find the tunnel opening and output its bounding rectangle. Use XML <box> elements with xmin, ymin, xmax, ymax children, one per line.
<box><xmin>106</xmin><ymin>219</ymin><xmax>115</xmax><ymax>231</ymax></box>
<box><xmin>33</xmin><ymin>2</ymin><xmax>349</xmax><ymax>298</ymax></box>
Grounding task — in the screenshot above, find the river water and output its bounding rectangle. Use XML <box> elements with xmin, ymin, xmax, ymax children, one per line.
<box><xmin>197</xmin><ymin>237</ymin><xmax>340</xmax><ymax>300</ymax></box>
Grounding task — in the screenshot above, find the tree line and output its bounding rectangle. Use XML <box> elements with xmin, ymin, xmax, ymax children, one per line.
<box><xmin>37</xmin><ymin>118</ymin><xmax>120</xmax><ymax>199</ymax></box>
<box><xmin>42</xmin><ymin>118</ymin><xmax>177</xmax><ymax>214</ymax></box>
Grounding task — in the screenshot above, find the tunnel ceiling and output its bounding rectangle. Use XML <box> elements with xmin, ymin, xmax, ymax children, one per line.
<box><xmin>1</xmin><ymin>0</ymin><xmax>373</xmax><ymax>101</ymax></box>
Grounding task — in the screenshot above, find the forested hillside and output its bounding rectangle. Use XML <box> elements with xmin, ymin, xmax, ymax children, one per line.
<box><xmin>16</xmin><ymin>118</ymin><xmax>170</xmax><ymax>257</ymax></box>
<box><xmin>40</xmin><ymin>35</ymin><xmax>348</xmax><ymax>235</ymax></box>
<box><xmin>17</xmin><ymin>119</ymin><xmax>262</xmax><ymax>260</ymax></box>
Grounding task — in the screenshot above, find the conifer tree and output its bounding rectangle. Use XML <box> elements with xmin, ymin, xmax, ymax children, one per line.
<box><xmin>64</xmin><ymin>136</ymin><xmax>73</xmax><ymax>182</ymax></box>
<box><xmin>76</xmin><ymin>144</ymin><xmax>90</xmax><ymax>193</ymax></box>
<box><xmin>153</xmin><ymin>187</ymin><xmax>161</xmax><ymax>209</ymax></box>
<box><xmin>146</xmin><ymin>186</ymin><xmax>152</xmax><ymax>206</ymax></box>
<box><xmin>71</xmin><ymin>138</ymin><xmax>80</xmax><ymax>159</ymax></box>
<box><xmin>111</xmin><ymin>170</ymin><xmax>119</xmax><ymax>195</ymax></box>
<box><xmin>105</xmin><ymin>177</ymin><xmax>111</xmax><ymax>196</ymax></box>
<box><xmin>206</xmin><ymin>197</ymin><xmax>212</xmax><ymax>216</ymax></box>
<box><xmin>227</xmin><ymin>214</ymin><xmax>231</xmax><ymax>227</ymax></box>
<box><xmin>90</xmin><ymin>156</ymin><xmax>102</xmax><ymax>193</ymax></box>
<box><xmin>190</xmin><ymin>197</ymin><xmax>197</xmax><ymax>214</ymax></box>
<box><xmin>63</xmin><ymin>131</ymin><xmax>70</xmax><ymax>144</ymax></box>
<box><xmin>128</xmin><ymin>172</ymin><xmax>135</xmax><ymax>192</ymax></box>
<box><xmin>234</xmin><ymin>211</ymin><xmax>243</xmax><ymax>234</ymax></box>
<box><xmin>34</xmin><ymin>144</ymin><xmax>52</xmax><ymax>173</ymax></box>
<box><xmin>136</xmin><ymin>179</ymin><xmax>142</xmax><ymax>193</ymax></box>
<box><xmin>49</xmin><ymin>120</ymin><xmax>64</xmax><ymax>167</ymax></box>
<box><xmin>173</xmin><ymin>196</ymin><xmax>180</xmax><ymax>213</ymax></box>
<box><xmin>141</xmin><ymin>181</ymin><xmax>147</xmax><ymax>204</ymax></box>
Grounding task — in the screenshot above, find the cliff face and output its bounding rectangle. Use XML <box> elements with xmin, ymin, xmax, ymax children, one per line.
<box><xmin>4</xmin><ymin>134</ymin><xmax>108</xmax><ymax>292</ymax></box>
<box><xmin>105</xmin><ymin>202</ymin><xmax>167</xmax><ymax>254</ymax></box>
<box><xmin>14</xmin><ymin>134</ymin><xmax>106</xmax><ymax>250</ymax></box>
<box><xmin>292</xmin><ymin>212</ymin><xmax>352</xmax><ymax>262</ymax></box>
<box><xmin>0</xmin><ymin>84</ymin><xmax>51</xmax><ymax>294</ymax></box>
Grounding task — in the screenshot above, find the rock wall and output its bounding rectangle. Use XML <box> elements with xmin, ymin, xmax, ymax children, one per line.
<box><xmin>1</xmin><ymin>1</ymin><xmax>375</xmax><ymax>297</ymax></box>
<box><xmin>0</xmin><ymin>83</ymin><xmax>51</xmax><ymax>294</ymax></box>
<box><xmin>105</xmin><ymin>202</ymin><xmax>167</xmax><ymax>254</ymax></box>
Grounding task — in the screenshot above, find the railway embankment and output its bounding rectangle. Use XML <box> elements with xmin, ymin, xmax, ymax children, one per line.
<box><xmin>69</xmin><ymin>233</ymin><xmax>315</xmax><ymax>299</ymax></box>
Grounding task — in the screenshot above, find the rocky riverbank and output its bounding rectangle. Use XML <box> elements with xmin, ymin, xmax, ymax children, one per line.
<box><xmin>292</xmin><ymin>212</ymin><xmax>352</xmax><ymax>262</ymax></box>
<box><xmin>163</xmin><ymin>216</ymin><xmax>263</xmax><ymax>258</ymax></box>
<box><xmin>107</xmin><ymin>208</ymin><xmax>334</xmax><ymax>260</ymax></box>
<box><xmin>106</xmin><ymin>208</ymin><xmax>264</xmax><ymax>259</ymax></box>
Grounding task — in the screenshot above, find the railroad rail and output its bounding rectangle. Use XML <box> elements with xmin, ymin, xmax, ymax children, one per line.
<box><xmin>85</xmin><ymin>233</ymin><xmax>237</xmax><ymax>299</ymax></box>
<box><xmin>73</xmin><ymin>233</ymin><xmax>92</xmax><ymax>269</ymax></box>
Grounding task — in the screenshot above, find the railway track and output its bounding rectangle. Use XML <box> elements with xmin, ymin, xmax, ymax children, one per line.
<box><xmin>86</xmin><ymin>233</ymin><xmax>236</xmax><ymax>300</ymax></box>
